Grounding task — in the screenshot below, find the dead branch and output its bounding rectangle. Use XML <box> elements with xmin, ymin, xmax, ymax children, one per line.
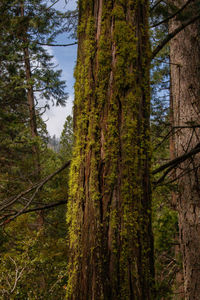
<box><xmin>36</xmin><ymin>42</ymin><xmax>77</xmax><ymax>47</ymax></box>
<box><xmin>0</xmin><ymin>161</ymin><xmax>70</xmax><ymax>225</ymax></box>
<box><xmin>153</xmin><ymin>143</ymin><xmax>200</xmax><ymax>185</ymax></box>
<box><xmin>152</xmin><ymin>14</ymin><xmax>200</xmax><ymax>59</ymax></box>
<box><xmin>151</xmin><ymin>0</ymin><xmax>194</xmax><ymax>28</ymax></box>
<box><xmin>153</xmin><ymin>142</ymin><xmax>200</xmax><ymax>175</ymax></box>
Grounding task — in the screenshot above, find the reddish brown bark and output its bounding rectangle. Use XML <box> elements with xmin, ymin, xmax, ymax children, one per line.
<box><xmin>66</xmin><ymin>1</ymin><xmax>154</xmax><ymax>299</ymax></box>
<box><xmin>170</xmin><ymin>1</ymin><xmax>200</xmax><ymax>299</ymax></box>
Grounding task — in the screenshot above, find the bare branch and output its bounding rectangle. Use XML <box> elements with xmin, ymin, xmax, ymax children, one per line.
<box><xmin>46</xmin><ymin>0</ymin><xmax>59</xmax><ymax>10</ymax></box>
<box><xmin>36</xmin><ymin>41</ymin><xmax>77</xmax><ymax>47</ymax></box>
<box><xmin>150</xmin><ymin>0</ymin><xmax>164</xmax><ymax>12</ymax></box>
<box><xmin>173</xmin><ymin>125</ymin><xmax>200</xmax><ymax>129</ymax></box>
<box><xmin>153</xmin><ymin>163</ymin><xmax>198</xmax><ymax>188</ymax></box>
<box><xmin>152</xmin><ymin>14</ymin><xmax>200</xmax><ymax>59</ymax></box>
<box><xmin>13</xmin><ymin>200</ymin><xmax>67</xmax><ymax>217</ymax></box>
<box><xmin>151</xmin><ymin>0</ymin><xmax>194</xmax><ymax>28</ymax></box>
<box><xmin>153</xmin><ymin>143</ymin><xmax>200</xmax><ymax>185</ymax></box>
<box><xmin>0</xmin><ymin>161</ymin><xmax>70</xmax><ymax>225</ymax></box>
<box><xmin>153</xmin><ymin>142</ymin><xmax>200</xmax><ymax>175</ymax></box>
<box><xmin>5</xmin><ymin>256</ymin><xmax>26</xmax><ymax>295</ymax></box>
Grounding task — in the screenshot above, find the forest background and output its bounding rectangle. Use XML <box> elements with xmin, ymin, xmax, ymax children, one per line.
<box><xmin>0</xmin><ymin>0</ymin><xmax>200</xmax><ymax>299</ymax></box>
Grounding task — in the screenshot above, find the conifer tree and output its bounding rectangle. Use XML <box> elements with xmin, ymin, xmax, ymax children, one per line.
<box><xmin>60</xmin><ymin>115</ymin><xmax>73</xmax><ymax>160</ymax></box>
<box><xmin>66</xmin><ymin>1</ymin><xmax>154</xmax><ymax>299</ymax></box>
<box><xmin>0</xmin><ymin>0</ymin><xmax>68</xmax><ymax>205</ymax></box>
<box><xmin>169</xmin><ymin>0</ymin><xmax>200</xmax><ymax>298</ymax></box>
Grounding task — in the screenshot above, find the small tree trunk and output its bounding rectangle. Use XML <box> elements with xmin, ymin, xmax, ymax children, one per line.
<box><xmin>66</xmin><ymin>1</ymin><xmax>154</xmax><ymax>299</ymax></box>
<box><xmin>20</xmin><ymin>2</ymin><xmax>43</xmax><ymax>237</ymax></box>
<box><xmin>20</xmin><ymin>2</ymin><xmax>40</xmax><ymax>177</ymax></box>
<box><xmin>169</xmin><ymin>1</ymin><xmax>200</xmax><ymax>299</ymax></box>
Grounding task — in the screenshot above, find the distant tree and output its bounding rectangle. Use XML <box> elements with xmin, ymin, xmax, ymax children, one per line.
<box><xmin>0</xmin><ymin>2</ymin><xmax>71</xmax><ymax>296</ymax></box>
<box><xmin>0</xmin><ymin>0</ymin><xmax>68</xmax><ymax>175</ymax></box>
<box><xmin>59</xmin><ymin>115</ymin><xmax>73</xmax><ymax>160</ymax></box>
<box><xmin>0</xmin><ymin>0</ymin><xmax>69</xmax><ymax>217</ymax></box>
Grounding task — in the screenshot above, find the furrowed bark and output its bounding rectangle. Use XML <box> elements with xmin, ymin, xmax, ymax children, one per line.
<box><xmin>66</xmin><ymin>1</ymin><xmax>154</xmax><ymax>299</ymax></box>
<box><xmin>169</xmin><ymin>1</ymin><xmax>200</xmax><ymax>298</ymax></box>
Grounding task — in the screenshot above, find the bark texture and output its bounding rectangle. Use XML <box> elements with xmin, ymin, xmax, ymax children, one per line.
<box><xmin>66</xmin><ymin>0</ymin><xmax>154</xmax><ymax>299</ymax></box>
<box><xmin>170</xmin><ymin>1</ymin><xmax>200</xmax><ymax>299</ymax></box>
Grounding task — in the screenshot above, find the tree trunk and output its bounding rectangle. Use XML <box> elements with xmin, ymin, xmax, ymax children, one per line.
<box><xmin>169</xmin><ymin>1</ymin><xmax>200</xmax><ymax>299</ymax></box>
<box><xmin>66</xmin><ymin>1</ymin><xmax>154</xmax><ymax>299</ymax></box>
<box><xmin>20</xmin><ymin>2</ymin><xmax>40</xmax><ymax>177</ymax></box>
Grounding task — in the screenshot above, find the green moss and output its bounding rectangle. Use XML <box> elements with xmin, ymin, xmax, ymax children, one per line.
<box><xmin>66</xmin><ymin>0</ymin><xmax>152</xmax><ymax>298</ymax></box>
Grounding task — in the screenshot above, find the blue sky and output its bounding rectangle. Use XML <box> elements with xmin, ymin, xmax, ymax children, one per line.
<box><xmin>43</xmin><ymin>0</ymin><xmax>77</xmax><ymax>137</ymax></box>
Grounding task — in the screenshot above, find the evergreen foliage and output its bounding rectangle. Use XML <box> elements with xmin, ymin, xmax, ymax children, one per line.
<box><xmin>0</xmin><ymin>0</ymin><xmax>73</xmax><ymax>298</ymax></box>
<box><xmin>0</xmin><ymin>0</ymin><xmax>199</xmax><ymax>298</ymax></box>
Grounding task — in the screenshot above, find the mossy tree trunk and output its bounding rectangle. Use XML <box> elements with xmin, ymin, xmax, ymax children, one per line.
<box><xmin>67</xmin><ymin>1</ymin><xmax>154</xmax><ymax>299</ymax></box>
<box><xmin>170</xmin><ymin>1</ymin><xmax>200</xmax><ymax>299</ymax></box>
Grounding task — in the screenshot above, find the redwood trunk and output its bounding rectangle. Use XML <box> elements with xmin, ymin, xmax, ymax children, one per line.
<box><xmin>170</xmin><ymin>1</ymin><xmax>200</xmax><ymax>299</ymax></box>
<box><xmin>67</xmin><ymin>1</ymin><xmax>154</xmax><ymax>299</ymax></box>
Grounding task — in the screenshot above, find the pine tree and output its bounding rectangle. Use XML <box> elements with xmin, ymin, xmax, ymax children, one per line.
<box><xmin>60</xmin><ymin>115</ymin><xmax>73</xmax><ymax>160</ymax></box>
<box><xmin>0</xmin><ymin>2</ymin><xmax>71</xmax><ymax>296</ymax></box>
<box><xmin>0</xmin><ymin>0</ymin><xmax>68</xmax><ymax>212</ymax></box>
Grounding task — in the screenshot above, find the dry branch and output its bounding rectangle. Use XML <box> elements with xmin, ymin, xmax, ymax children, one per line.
<box><xmin>153</xmin><ymin>143</ymin><xmax>200</xmax><ymax>184</ymax></box>
<box><xmin>0</xmin><ymin>161</ymin><xmax>70</xmax><ymax>225</ymax></box>
<box><xmin>151</xmin><ymin>0</ymin><xmax>194</xmax><ymax>28</ymax></box>
<box><xmin>152</xmin><ymin>14</ymin><xmax>200</xmax><ymax>59</ymax></box>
